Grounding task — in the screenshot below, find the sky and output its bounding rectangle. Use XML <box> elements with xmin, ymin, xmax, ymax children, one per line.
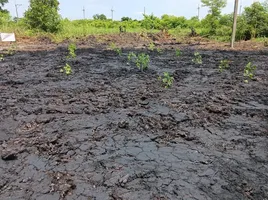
<box><xmin>4</xmin><ymin>0</ymin><xmax>263</xmax><ymax>20</ymax></box>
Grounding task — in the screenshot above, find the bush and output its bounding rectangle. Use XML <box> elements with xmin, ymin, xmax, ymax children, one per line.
<box><xmin>24</xmin><ymin>0</ymin><xmax>62</xmax><ymax>33</ymax></box>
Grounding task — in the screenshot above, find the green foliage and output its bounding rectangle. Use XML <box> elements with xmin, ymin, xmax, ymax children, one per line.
<box><xmin>175</xmin><ymin>49</ymin><xmax>182</xmax><ymax>57</ymax></box>
<box><xmin>156</xmin><ymin>47</ymin><xmax>162</xmax><ymax>54</ymax></box>
<box><xmin>0</xmin><ymin>11</ymin><xmax>11</xmax><ymax>25</ymax></box>
<box><xmin>158</xmin><ymin>72</ymin><xmax>174</xmax><ymax>88</ymax></box>
<box><xmin>219</xmin><ymin>59</ymin><xmax>230</xmax><ymax>72</ymax></box>
<box><xmin>264</xmin><ymin>38</ymin><xmax>268</xmax><ymax>47</ymax></box>
<box><xmin>0</xmin><ymin>54</ymin><xmax>4</xmax><ymax>61</ymax></box>
<box><xmin>121</xmin><ymin>17</ymin><xmax>132</xmax><ymax>22</ymax></box>
<box><xmin>24</xmin><ymin>0</ymin><xmax>62</xmax><ymax>33</ymax></box>
<box><xmin>109</xmin><ymin>43</ymin><xmax>122</xmax><ymax>56</ymax></box>
<box><xmin>244</xmin><ymin>62</ymin><xmax>257</xmax><ymax>83</ymax></box>
<box><xmin>192</xmin><ymin>52</ymin><xmax>202</xmax><ymax>64</ymax></box>
<box><xmin>67</xmin><ymin>43</ymin><xmax>77</xmax><ymax>59</ymax></box>
<box><xmin>136</xmin><ymin>53</ymin><xmax>150</xmax><ymax>71</ymax></box>
<box><xmin>127</xmin><ymin>52</ymin><xmax>137</xmax><ymax>62</ymax></box>
<box><xmin>93</xmin><ymin>14</ymin><xmax>107</xmax><ymax>20</ymax></box>
<box><xmin>243</xmin><ymin>2</ymin><xmax>268</xmax><ymax>38</ymax></box>
<box><xmin>0</xmin><ymin>0</ymin><xmax>8</xmax><ymax>12</ymax></box>
<box><xmin>60</xmin><ymin>63</ymin><xmax>72</xmax><ymax>75</ymax></box>
<box><xmin>148</xmin><ymin>42</ymin><xmax>155</xmax><ymax>51</ymax></box>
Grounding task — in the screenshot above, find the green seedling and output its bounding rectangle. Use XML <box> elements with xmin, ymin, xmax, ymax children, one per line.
<box><xmin>175</xmin><ymin>49</ymin><xmax>182</xmax><ymax>57</ymax></box>
<box><xmin>67</xmin><ymin>43</ymin><xmax>77</xmax><ymax>59</ymax></box>
<box><xmin>219</xmin><ymin>59</ymin><xmax>230</xmax><ymax>72</ymax></box>
<box><xmin>192</xmin><ymin>52</ymin><xmax>202</xmax><ymax>64</ymax></box>
<box><xmin>0</xmin><ymin>54</ymin><xmax>4</xmax><ymax>61</ymax></box>
<box><xmin>136</xmin><ymin>53</ymin><xmax>150</xmax><ymax>71</ymax></box>
<box><xmin>158</xmin><ymin>72</ymin><xmax>174</xmax><ymax>88</ymax></box>
<box><xmin>110</xmin><ymin>42</ymin><xmax>122</xmax><ymax>56</ymax></box>
<box><xmin>244</xmin><ymin>62</ymin><xmax>257</xmax><ymax>83</ymax></box>
<box><xmin>60</xmin><ymin>63</ymin><xmax>72</xmax><ymax>75</ymax></box>
<box><xmin>157</xmin><ymin>47</ymin><xmax>162</xmax><ymax>54</ymax></box>
<box><xmin>148</xmin><ymin>42</ymin><xmax>155</xmax><ymax>51</ymax></box>
<box><xmin>264</xmin><ymin>38</ymin><xmax>268</xmax><ymax>47</ymax></box>
<box><xmin>127</xmin><ymin>52</ymin><xmax>137</xmax><ymax>62</ymax></box>
<box><xmin>6</xmin><ymin>43</ymin><xmax>17</xmax><ymax>56</ymax></box>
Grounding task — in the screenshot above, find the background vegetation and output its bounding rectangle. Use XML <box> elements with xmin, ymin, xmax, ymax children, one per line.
<box><xmin>1</xmin><ymin>0</ymin><xmax>268</xmax><ymax>42</ymax></box>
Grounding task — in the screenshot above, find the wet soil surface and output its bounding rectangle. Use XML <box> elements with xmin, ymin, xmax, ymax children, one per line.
<box><xmin>0</xmin><ymin>45</ymin><xmax>268</xmax><ymax>200</ymax></box>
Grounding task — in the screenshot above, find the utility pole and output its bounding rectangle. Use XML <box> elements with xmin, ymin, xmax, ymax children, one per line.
<box><xmin>231</xmin><ymin>0</ymin><xmax>239</xmax><ymax>48</ymax></box>
<box><xmin>239</xmin><ymin>4</ymin><xmax>242</xmax><ymax>15</ymax></box>
<box><xmin>15</xmin><ymin>2</ymin><xmax>22</xmax><ymax>19</ymax></box>
<box><xmin>197</xmin><ymin>4</ymin><xmax>200</xmax><ymax>20</ymax></box>
<box><xmin>82</xmin><ymin>6</ymin><xmax>85</xmax><ymax>19</ymax></box>
<box><xmin>111</xmin><ymin>7</ymin><xmax>114</xmax><ymax>20</ymax></box>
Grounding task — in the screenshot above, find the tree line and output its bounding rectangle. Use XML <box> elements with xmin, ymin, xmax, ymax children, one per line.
<box><xmin>1</xmin><ymin>0</ymin><xmax>268</xmax><ymax>41</ymax></box>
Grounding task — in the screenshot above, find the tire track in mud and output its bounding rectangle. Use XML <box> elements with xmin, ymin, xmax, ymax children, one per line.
<box><xmin>0</xmin><ymin>47</ymin><xmax>268</xmax><ymax>200</ymax></box>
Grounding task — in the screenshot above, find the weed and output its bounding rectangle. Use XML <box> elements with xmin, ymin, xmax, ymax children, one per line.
<box><xmin>127</xmin><ymin>52</ymin><xmax>137</xmax><ymax>62</ymax></box>
<box><xmin>0</xmin><ymin>54</ymin><xmax>4</xmax><ymax>61</ymax></box>
<box><xmin>60</xmin><ymin>63</ymin><xmax>72</xmax><ymax>75</ymax></box>
<box><xmin>219</xmin><ymin>59</ymin><xmax>230</xmax><ymax>72</ymax></box>
<box><xmin>244</xmin><ymin>62</ymin><xmax>257</xmax><ymax>83</ymax></box>
<box><xmin>192</xmin><ymin>52</ymin><xmax>202</xmax><ymax>64</ymax></box>
<box><xmin>148</xmin><ymin>42</ymin><xmax>155</xmax><ymax>51</ymax></box>
<box><xmin>175</xmin><ymin>49</ymin><xmax>182</xmax><ymax>57</ymax></box>
<box><xmin>110</xmin><ymin>42</ymin><xmax>122</xmax><ymax>56</ymax></box>
<box><xmin>136</xmin><ymin>53</ymin><xmax>150</xmax><ymax>71</ymax></box>
<box><xmin>157</xmin><ymin>47</ymin><xmax>162</xmax><ymax>54</ymax></box>
<box><xmin>158</xmin><ymin>72</ymin><xmax>174</xmax><ymax>88</ymax></box>
<box><xmin>67</xmin><ymin>43</ymin><xmax>77</xmax><ymax>59</ymax></box>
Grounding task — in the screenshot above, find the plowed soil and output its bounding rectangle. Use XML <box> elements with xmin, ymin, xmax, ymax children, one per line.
<box><xmin>0</xmin><ymin>34</ymin><xmax>268</xmax><ymax>200</ymax></box>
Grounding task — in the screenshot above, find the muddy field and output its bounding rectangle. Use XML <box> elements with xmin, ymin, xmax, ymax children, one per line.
<box><xmin>0</xmin><ymin>38</ymin><xmax>268</xmax><ymax>200</ymax></box>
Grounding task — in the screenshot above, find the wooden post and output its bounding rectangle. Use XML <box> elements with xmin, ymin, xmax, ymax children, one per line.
<box><xmin>231</xmin><ymin>0</ymin><xmax>239</xmax><ymax>48</ymax></box>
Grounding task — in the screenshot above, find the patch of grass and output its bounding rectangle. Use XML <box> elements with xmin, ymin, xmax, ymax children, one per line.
<box><xmin>244</xmin><ymin>62</ymin><xmax>257</xmax><ymax>83</ymax></box>
<box><xmin>158</xmin><ymin>72</ymin><xmax>174</xmax><ymax>88</ymax></box>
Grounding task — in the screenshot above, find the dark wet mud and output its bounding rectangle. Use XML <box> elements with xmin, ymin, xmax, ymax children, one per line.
<box><xmin>0</xmin><ymin>46</ymin><xmax>268</xmax><ymax>200</ymax></box>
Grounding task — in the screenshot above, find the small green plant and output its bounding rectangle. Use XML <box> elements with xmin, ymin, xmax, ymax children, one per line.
<box><xmin>110</xmin><ymin>42</ymin><xmax>122</xmax><ymax>56</ymax></box>
<box><xmin>127</xmin><ymin>52</ymin><xmax>137</xmax><ymax>62</ymax></box>
<box><xmin>148</xmin><ymin>42</ymin><xmax>155</xmax><ymax>51</ymax></box>
<box><xmin>175</xmin><ymin>49</ymin><xmax>182</xmax><ymax>57</ymax></box>
<box><xmin>158</xmin><ymin>72</ymin><xmax>174</xmax><ymax>88</ymax></box>
<box><xmin>136</xmin><ymin>53</ymin><xmax>150</xmax><ymax>71</ymax></box>
<box><xmin>192</xmin><ymin>52</ymin><xmax>202</xmax><ymax>64</ymax></box>
<box><xmin>244</xmin><ymin>62</ymin><xmax>257</xmax><ymax>83</ymax></box>
<box><xmin>60</xmin><ymin>63</ymin><xmax>72</xmax><ymax>75</ymax></box>
<box><xmin>67</xmin><ymin>43</ymin><xmax>77</xmax><ymax>59</ymax></box>
<box><xmin>0</xmin><ymin>54</ymin><xmax>4</xmax><ymax>61</ymax></box>
<box><xmin>156</xmin><ymin>47</ymin><xmax>162</xmax><ymax>54</ymax></box>
<box><xmin>219</xmin><ymin>59</ymin><xmax>230</xmax><ymax>72</ymax></box>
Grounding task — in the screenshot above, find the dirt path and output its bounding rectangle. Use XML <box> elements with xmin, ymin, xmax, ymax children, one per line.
<box><xmin>0</xmin><ymin>43</ymin><xmax>268</xmax><ymax>200</ymax></box>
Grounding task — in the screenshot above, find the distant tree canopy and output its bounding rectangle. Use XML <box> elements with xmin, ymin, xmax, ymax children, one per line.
<box><xmin>201</xmin><ymin>0</ymin><xmax>227</xmax><ymax>34</ymax></box>
<box><xmin>24</xmin><ymin>0</ymin><xmax>62</xmax><ymax>33</ymax></box>
<box><xmin>121</xmin><ymin>17</ymin><xmax>132</xmax><ymax>21</ymax></box>
<box><xmin>0</xmin><ymin>0</ymin><xmax>9</xmax><ymax>13</ymax></box>
<box><xmin>93</xmin><ymin>14</ymin><xmax>107</xmax><ymax>20</ymax></box>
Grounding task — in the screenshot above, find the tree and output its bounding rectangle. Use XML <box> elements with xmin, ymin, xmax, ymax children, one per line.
<box><xmin>121</xmin><ymin>17</ymin><xmax>132</xmax><ymax>21</ymax></box>
<box><xmin>93</xmin><ymin>14</ymin><xmax>107</xmax><ymax>20</ymax></box>
<box><xmin>24</xmin><ymin>0</ymin><xmax>62</xmax><ymax>33</ymax></box>
<box><xmin>201</xmin><ymin>0</ymin><xmax>227</xmax><ymax>16</ymax></box>
<box><xmin>201</xmin><ymin>0</ymin><xmax>227</xmax><ymax>34</ymax></box>
<box><xmin>243</xmin><ymin>2</ymin><xmax>268</xmax><ymax>38</ymax></box>
<box><xmin>0</xmin><ymin>0</ymin><xmax>8</xmax><ymax>13</ymax></box>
